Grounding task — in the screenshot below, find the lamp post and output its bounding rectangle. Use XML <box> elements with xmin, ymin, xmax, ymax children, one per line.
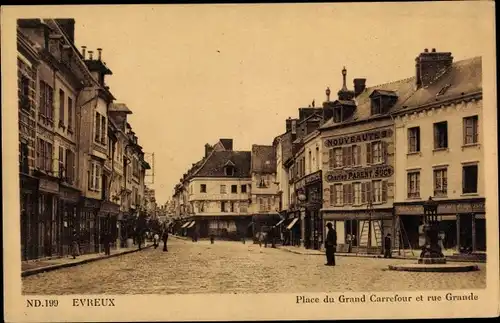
<box><xmin>418</xmin><ymin>197</ymin><xmax>446</xmax><ymax>264</ymax></box>
<box><xmin>297</xmin><ymin>191</ymin><xmax>307</xmax><ymax>248</ymax></box>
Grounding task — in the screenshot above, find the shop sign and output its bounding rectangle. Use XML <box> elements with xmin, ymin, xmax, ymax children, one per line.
<box><xmin>84</xmin><ymin>198</ymin><xmax>100</xmax><ymax>209</ymax></box>
<box><xmin>325</xmin><ymin>165</ymin><xmax>394</xmax><ymax>182</ymax></box>
<box><xmin>39</xmin><ymin>178</ymin><xmax>59</xmax><ymax>194</ymax></box>
<box><xmin>101</xmin><ymin>201</ymin><xmax>120</xmax><ymax>215</ymax></box>
<box><xmin>395</xmin><ymin>204</ymin><xmax>422</xmax><ymax>215</ymax></box>
<box><xmin>324</xmin><ymin>128</ymin><xmax>393</xmax><ymax>148</ymax></box>
<box><xmin>59</xmin><ymin>187</ymin><xmax>80</xmax><ymax>203</ymax></box>
<box><xmin>305</xmin><ymin>171</ymin><xmax>322</xmax><ymax>185</ymax></box>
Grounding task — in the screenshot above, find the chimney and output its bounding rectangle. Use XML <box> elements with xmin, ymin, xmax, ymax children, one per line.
<box><xmin>204</xmin><ymin>144</ymin><xmax>213</xmax><ymax>157</ymax></box>
<box><xmin>97</xmin><ymin>48</ymin><xmax>102</xmax><ymax>60</ymax></box>
<box><xmin>88</xmin><ymin>50</ymin><xmax>94</xmax><ymax>60</ymax></box>
<box><xmin>81</xmin><ymin>46</ymin><xmax>87</xmax><ymax>59</ymax></box>
<box><xmin>286</xmin><ymin>117</ymin><xmax>293</xmax><ymax>132</ymax></box>
<box><xmin>415</xmin><ymin>48</ymin><xmax>453</xmax><ymax>88</ymax></box>
<box><xmin>353</xmin><ymin>78</ymin><xmax>366</xmax><ymax>97</ymax></box>
<box><xmin>55</xmin><ymin>19</ymin><xmax>75</xmax><ymax>43</ymax></box>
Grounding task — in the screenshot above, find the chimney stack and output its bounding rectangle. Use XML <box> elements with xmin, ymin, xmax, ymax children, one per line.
<box><xmin>97</xmin><ymin>48</ymin><xmax>102</xmax><ymax>60</ymax></box>
<box><xmin>88</xmin><ymin>50</ymin><xmax>94</xmax><ymax>60</ymax></box>
<box><xmin>415</xmin><ymin>48</ymin><xmax>453</xmax><ymax>88</ymax></box>
<box><xmin>204</xmin><ymin>144</ymin><xmax>213</xmax><ymax>157</ymax></box>
<box><xmin>55</xmin><ymin>19</ymin><xmax>75</xmax><ymax>43</ymax></box>
<box><xmin>353</xmin><ymin>78</ymin><xmax>367</xmax><ymax>97</ymax></box>
<box><xmin>81</xmin><ymin>46</ymin><xmax>86</xmax><ymax>59</ymax></box>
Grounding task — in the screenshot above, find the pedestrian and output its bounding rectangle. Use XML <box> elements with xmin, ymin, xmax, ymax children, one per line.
<box><xmin>347</xmin><ymin>234</ymin><xmax>352</xmax><ymax>253</ymax></box>
<box><xmin>384</xmin><ymin>233</ymin><xmax>392</xmax><ymax>258</ymax></box>
<box><xmin>325</xmin><ymin>222</ymin><xmax>337</xmax><ymax>266</ymax></box>
<box><xmin>153</xmin><ymin>232</ymin><xmax>160</xmax><ymax>248</ymax></box>
<box><xmin>71</xmin><ymin>230</ymin><xmax>80</xmax><ymax>259</ymax></box>
<box><xmin>162</xmin><ymin>230</ymin><xmax>169</xmax><ymax>252</ymax></box>
<box><xmin>210</xmin><ymin>233</ymin><xmax>215</xmax><ymax>244</ymax></box>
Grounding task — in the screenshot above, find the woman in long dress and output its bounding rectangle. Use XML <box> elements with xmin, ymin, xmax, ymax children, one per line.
<box><xmin>71</xmin><ymin>230</ymin><xmax>80</xmax><ymax>259</ymax></box>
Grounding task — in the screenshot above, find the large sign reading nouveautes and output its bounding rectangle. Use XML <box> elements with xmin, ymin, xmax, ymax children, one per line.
<box><xmin>324</xmin><ymin>128</ymin><xmax>393</xmax><ymax>148</ymax></box>
<box><xmin>325</xmin><ymin>165</ymin><xmax>394</xmax><ymax>182</ymax></box>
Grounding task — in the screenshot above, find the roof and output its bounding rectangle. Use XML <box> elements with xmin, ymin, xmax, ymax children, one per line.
<box><xmin>84</xmin><ymin>59</ymin><xmax>113</xmax><ymax>75</ymax></box>
<box><xmin>193</xmin><ymin>151</ymin><xmax>251</xmax><ymax>178</ymax></box>
<box><xmin>110</xmin><ymin>103</ymin><xmax>132</xmax><ymax>114</ymax></box>
<box><xmin>394</xmin><ymin>56</ymin><xmax>482</xmax><ymax>114</ymax></box>
<box><xmin>219</xmin><ymin>139</ymin><xmax>233</xmax><ymax>150</ymax></box>
<box><xmin>370</xmin><ymin>89</ymin><xmax>398</xmax><ymax>98</ymax></box>
<box><xmin>321</xmin><ymin>56</ymin><xmax>481</xmax><ymax>129</ymax></box>
<box><xmin>251</xmin><ymin>145</ymin><xmax>276</xmax><ymax>174</ymax></box>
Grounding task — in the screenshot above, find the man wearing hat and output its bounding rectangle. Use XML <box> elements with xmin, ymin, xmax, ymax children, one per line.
<box><xmin>325</xmin><ymin>222</ymin><xmax>337</xmax><ymax>266</ymax></box>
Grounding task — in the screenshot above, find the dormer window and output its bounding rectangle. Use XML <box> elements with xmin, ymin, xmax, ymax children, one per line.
<box><xmin>370</xmin><ymin>90</ymin><xmax>398</xmax><ymax>116</ymax></box>
<box><xmin>333</xmin><ymin>107</ymin><xmax>342</xmax><ymax>123</ymax></box>
<box><xmin>224</xmin><ymin>160</ymin><xmax>235</xmax><ymax>176</ymax></box>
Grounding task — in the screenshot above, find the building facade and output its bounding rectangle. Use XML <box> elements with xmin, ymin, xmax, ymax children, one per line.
<box><xmin>392</xmin><ymin>51</ymin><xmax>484</xmax><ymax>253</ymax></box>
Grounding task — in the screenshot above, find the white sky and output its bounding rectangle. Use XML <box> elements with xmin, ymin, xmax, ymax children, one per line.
<box><xmin>62</xmin><ymin>3</ymin><xmax>491</xmax><ymax>204</ymax></box>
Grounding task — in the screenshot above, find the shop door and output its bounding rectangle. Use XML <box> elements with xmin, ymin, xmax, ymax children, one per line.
<box><xmin>459</xmin><ymin>213</ymin><xmax>473</xmax><ymax>252</ymax></box>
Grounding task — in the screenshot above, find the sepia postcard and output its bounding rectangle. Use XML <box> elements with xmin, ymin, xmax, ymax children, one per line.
<box><xmin>2</xmin><ymin>2</ymin><xmax>499</xmax><ymax>322</ymax></box>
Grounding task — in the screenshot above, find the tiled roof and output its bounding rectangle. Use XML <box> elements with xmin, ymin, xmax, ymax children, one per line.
<box><xmin>394</xmin><ymin>56</ymin><xmax>482</xmax><ymax>114</ymax></box>
<box><xmin>193</xmin><ymin>151</ymin><xmax>251</xmax><ymax>178</ymax></box>
<box><xmin>251</xmin><ymin>145</ymin><xmax>276</xmax><ymax>174</ymax></box>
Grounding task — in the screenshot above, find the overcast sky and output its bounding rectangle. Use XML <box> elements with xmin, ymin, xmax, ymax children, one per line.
<box><xmin>56</xmin><ymin>3</ymin><xmax>491</xmax><ymax>204</ymax></box>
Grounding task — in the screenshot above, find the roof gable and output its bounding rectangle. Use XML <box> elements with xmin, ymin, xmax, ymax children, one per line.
<box><xmin>251</xmin><ymin>145</ymin><xmax>276</xmax><ymax>174</ymax></box>
<box><xmin>193</xmin><ymin>151</ymin><xmax>251</xmax><ymax>178</ymax></box>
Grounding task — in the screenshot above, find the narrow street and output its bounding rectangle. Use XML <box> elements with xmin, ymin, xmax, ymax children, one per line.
<box><xmin>23</xmin><ymin>238</ymin><xmax>486</xmax><ymax>295</ymax></box>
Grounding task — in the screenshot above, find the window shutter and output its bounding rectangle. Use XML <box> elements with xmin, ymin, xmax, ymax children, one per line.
<box><xmin>383</xmin><ymin>141</ymin><xmax>388</xmax><ymax>164</ymax></box>
<box><xmin>347</xmin><ymin>183</ymin><xmax>353</xmax><ymax>204</ymax></box>
<box><xmin>366</xmin><ymin>142</ymin><xmax>372</xmax><ymax>164</ymax></box>
<box><xmin>474</xmin><ymin>117</ymin><xmax>478</xmax><ymax>143</ymax></box>
<box><xmin>342</xmin><ymin>147</ymin><xmax>348</xmax><ymax>167</ymax></box>
<box><xmin>433</xmin><ymin>124</ymin><xmax>438</xmax><ymax>149</ymax></box>
<box><xmin>90</xmin><ymin>164</ymin><xmax>95</xmax><ymax>189</ymax></box>
<box><xmin>366</xmin><ymin>181</ymin><xmax>372</xmax><ymax>203</ymax></box>
<box><xmin>382</xmin><ymin>180</ymin><xmax>388</xmax><ymax>203</ymax></box>
<box><xmin>416</xmin><ymin>127</ymin><xmax>420</xmax><ymax>151</ymax></box>
<box><xmin>361</xmin><ymin>182</ymin><xmax>366</xmax><ymax>203</ymax></box>
<box><xmin>329</xmin><ymin>149</ymin><xmax>334</xmax><ymax>169</ymax></box>
<box><xmin>356</xmin><ymin>145</ymin><xmax>361</xmax><ymax>166</ymax></box>
<box><xmin>329</xmin><ymin>185</ymin><xmax>334</xmax><ymax>205</ymax></box>
<box><xmin>342</xmin><ymin>184</ymin><xmax>348</xmax><ymax>205</ymax></box>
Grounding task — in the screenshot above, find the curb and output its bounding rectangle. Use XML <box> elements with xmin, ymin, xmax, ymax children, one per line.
<box><xmin>277</xmin><ymin>248</ymin><xmax>486</xmax><ymax>263</ymax></box>
<box><xmin>21</xmin><ymin>245</ymin><xmax>154</xmax><ymax>277</ymax></box>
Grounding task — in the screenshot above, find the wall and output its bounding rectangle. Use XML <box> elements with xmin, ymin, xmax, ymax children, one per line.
<box><xmin>250</xmin><ymin>173</ymin><xmax>279</xmax><ymax>214</ymax></box>
<box><xmin>394</xmin><ymin>99</ymin><xmax>484</xmax><ymax>202</ymax></box>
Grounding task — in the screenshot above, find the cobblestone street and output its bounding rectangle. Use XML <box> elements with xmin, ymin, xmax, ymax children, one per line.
<box><xmin>23</xmin><ymin>238</ymin><xmax>486</xmax><ymax>295</ymax></box>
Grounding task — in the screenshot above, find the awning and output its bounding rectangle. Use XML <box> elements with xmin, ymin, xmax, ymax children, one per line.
<box><xmin>286</xmin><ymin>218</ymin><xmax>299</xmax><ymax>230</ymax></box>
<box><xmin>181</xmin><ymin>222</ymin><xmax>190</xmax><ymax>228</ymax></box>
<box><xmin>275</xmin><ymin>219</ymin><xmax>285</xmax><ymax>226</ymax></box>
<box><xmin>187</xmin><ymin>221</ymin><xmax>196</xmax><ymax>228</ymax></box>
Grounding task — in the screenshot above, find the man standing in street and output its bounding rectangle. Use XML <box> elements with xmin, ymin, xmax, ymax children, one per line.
<box><xmin>325</xmin><ymin>222</ymin><xmax>337</xmax><ymax>266</ymax></box>
<box><xmin>384</xmin><ymin>233</ymin><xmax>392</xmax><ymax>258</ymax></box>
<box><xmin>162</xmin><ymin>229</ymin><xmax>169</xmax><ymax>252</ymax></box>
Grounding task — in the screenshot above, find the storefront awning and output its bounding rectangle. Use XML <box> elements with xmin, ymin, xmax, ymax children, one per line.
<box><xmin>181</xmin><ymin>222</ymin><xmax>190</xmax><ymax>228</ymax></box>
<box><xmin>187</xmin><ymin>221</ymin><xmax>195</xmax><ymax>228</ymax></box>
<box><xmin>286</xmin><ymin>218</ymin><xmax>299</xmax><ymax>230</ymax></box>
<box><xmin>275</xmin><ymin>219</ymin><xmax>285</xmax><ymax>226</ymax></box>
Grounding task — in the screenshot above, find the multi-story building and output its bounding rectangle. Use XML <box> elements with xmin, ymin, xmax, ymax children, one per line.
<box><xmin>18</xmin><ymin>24</ymin><xmax>40</xmax><ymax>260</ymax></box>
<box><xmin>249</xmin><ymin>145</ymin><xmax>280</xmax><ymax>235</ymax></box>
<box><xmin>144</xmin><ymin>186</ymin><xmax>157</xmax><ymax>219</ymax></box>
<box><xmin>319</xmin><ymin>67</ymin><xmax>402</xmax><ymax>253</ymax></box>
<box><xmin>173</xmin><ymin>139</ymin><xmax>252</xmax><ymax>239</ymax></box>
<box><xmin>392</xmin><ymin>51</ymin><xmax>484</xmax><ymax>253</ymax></box>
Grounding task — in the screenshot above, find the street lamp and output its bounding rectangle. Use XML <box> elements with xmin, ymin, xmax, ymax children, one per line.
<box><xmin>297</xmin><ymin>191</ymin><xmax>307</xmax><ymax>249</ymax></box>
<box><xmin>418</xmin><ymin>197</ymin><xmax>446</xmax><ymax>264</ymax></box>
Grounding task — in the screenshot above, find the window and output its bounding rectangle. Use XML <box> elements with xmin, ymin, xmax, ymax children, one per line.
<box><xmin>343</xmin><ymin>183</ymin><xmax>353</xmax><ymax>204</ymax></box>
<box><xmin>407</xmin><ymin>172</ymin><xmax>420</xmax><ymax>198</ymax></box>
<box><xmin>353</xmin><ymin>182</ymin><xmax>361</xmax><ymax>205</ymax></box>
<box><xmin>225</xmin><ymin>166</ymin><xmax>234</xmax><ymax>176</ymax></box>
<box><xmin>371</xmin><ymin>97</ymin><xmax>382</xmax><ymax>115</ymax></box>
<box><xmin>433</xmin><ymin>168</ymin><xmax>448</xmax><ymax>197</ymax></box>
<box><xmin>372</xmin><ymin>141</ymin><xmax>383</xmax><ymax>164</ymax></box>
<box><xmin>352</xmin><ymin>145</ymin><xmax>361</xmax><ymax>166</ymax></box>
<box><xmin>241</xmin><ymin>185</ymin><xmax>247</xmax><ymax>193</ymax></box>
<box><xmin>462</xmin><ymin>165</ymin><xmax>478</xmax><ymax>194</ymax></box>
<box><xmin>199</xmin><ymin>202</ymin><xmax>205</xmax><ymax>212</ymax></box>
<box><xmin>89</xmin><ymin>162</ymin><xmax>102</xmax><ymax>191</ymax></box>
<box><xmin>65</xmin><ymin>150</ymin><xmax>75</xmax><ymax>184</ymax></box>
<box><xmin>362</xmin><ymin>182</ymin><xmax>370</xmax><ymax>204</ymax></box>
<box><xmin>20</xmin><ymin>141</ymin><xmax>29</xmax><ymax>174</ymax></box>
<box><xmin>58</xmin><ymin>146</ymin><xmax>64</xmax><ymax>178</ymax></box>
<box><xmin>434</xmin><ymin>121</ymin><xmax>448</xmax><ymax>149</ymax></box>
<box><xmin>221</xmin><ymin>201</ymin><xmax>226</xmax><ymax>212</ymax></box>
<box><xmin>333</xmin><ymin>107</ymin><xmax>342</xmax><ymax>123</ymax></box>
<box><xmin>59</xmin><ymin>89</ymin><xmax>65</xmax><ymax>127</ymax></box>
<box><xmin>330</xmin><ymin>148</ymin><xmax>342</xmax><ymax>168</ymax></box>
<box><xmin>67</xmin><ymin>97</ymin><xmax>73</xmax><ymax>132</ymax></box>
<box><xmin>463</xmin><ymin>116</ymin><xmax>479</xmax><ymax>145</ymax></box>
<box><xmin>231</xmin><ymin>185</ymin><xmax>237</xmax><ymax>193</ymax></box>
<box><xmin>230</xmin><ymin>202</ymin><xmax>235</xmax><ymax>212</ymax></box>
<box><xmin>101</xmin><ymin>115</ymin><xmax>106</xmax><ymax>145</ymax></box>
<box><xmin>95</xmin><ymin>113</ymin><xmax>101</xmax><ymax>142</ymax></box>
<box><xmin>20</xmin><ymin>75</ymin><xmax>30</xmax><ymax>111</ymax></box>
<box><xmin>408</xmin><ymin>127</ymin><xmax>420</xmax><ymax>153</ymax></box>
<box><xmin>330</xmin><ymin>184</ymin><xmax>343</xmax><ymax>206</ymax></box>
<box><xmin>200</xmin><ymin>184</ymin><xmax>207</xmax><ymax>193</ymax></box>
<box><xmin>220</xmin><ymin>185</ymin><xmax>227</xmax><ymax>194</ymax></box>
<box><xmin>315</xmin><ymin>147</ymin><xmax>320</xmax><ymax>170</ymax></box>
<box><xmin>372</xmin><ymin>180</ymin><xmax>382</xmax><ymax>203</ymax></box>
<box><xmin>240</xmin><ymin>203</ymin><xmax>248</xmax><ymax>213</ymax></box>
<box><xmin>343</xmin><ymin>146</ymin><xmax>352</xmax><ymax>167</ymax></box>
<box><xmin>39</xmin><ymin>81</ymin><xmax>54</xmax><ymax>121</ymax></box>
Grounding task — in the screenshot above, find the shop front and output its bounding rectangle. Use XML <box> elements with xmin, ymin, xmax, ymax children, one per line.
<box><xmin>38</xmin><ymin>176</ymin><xmax>60</xmax><ymax>258</ymax></box>
<box><xmin>322</xmin><ymin>210</ymin><xmax>393</xmax><ymax>253</ymax></box>
<box><xmin>20</xmin><ymin>174</ymin><xmax>39</xmax><ymax>260</ymax></box>
<box><xmin>79</xmin><ymin>197</ymin><xmax>100</xmax><ymax>254</ymax></box>
<box><xmin>100</xmin><ymin>201</ymin><xmax>121</xmax><ymax>250</ymax></box>
<box><xmin>295</xmin><ymin>170</ymin><xmax>323</xmax><ymax>250</ymax></box>
<box><xmin>394</xmin><ymin>198</ymin><xmax>486</xmax><ymax>253</ymax></box>
<box><xmin>58</xmin><ymin>184</ymin><xmax>80</xmax><ymax>256</ymax></box>
<box><xmin>284</xmin><ymin>208</ymin><xmax>301</xmax><ymax>246</ymax></box>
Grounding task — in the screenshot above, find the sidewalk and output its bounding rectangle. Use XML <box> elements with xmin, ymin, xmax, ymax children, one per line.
<box><xmin>277</xmin><ymin>246</ymin><xmax>486</xmax><ymax>263</ymax></box>
<box><xmin>22</xmin><ymin>244</ymin><xmax>153</xmax><ymax>277</ymax></box>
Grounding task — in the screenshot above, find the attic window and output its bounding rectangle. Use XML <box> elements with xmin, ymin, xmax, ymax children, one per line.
<box><xmin>370</xmin><ymin>90</ymin><xmax>398</xmax><ymax>116</ymax></box>
<box><xmin>333</xmin><ymin>107</ymin><xmax>342</xmax><ymax>123</ymax></box>
<box><xmin>225</xmin><ymin>165</ymin><xmax>234</xmax><ymax>176</ymax></box>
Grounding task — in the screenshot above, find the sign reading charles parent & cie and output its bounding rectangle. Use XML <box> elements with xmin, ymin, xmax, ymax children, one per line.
<box><xmin>325</xmin><ymin>165</ymin><xmax>394</xmax><ymax>182</ymax></box>
<box><xmin>324</xmin><ymin>128</ymin><xmax>393</xmax><ymax>148</ymax></box>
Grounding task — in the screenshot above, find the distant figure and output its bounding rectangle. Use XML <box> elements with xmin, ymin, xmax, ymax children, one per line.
<box><xmin>210</xmin><ymin>234</ymin><xmax>215</xmax><ymax>244</ymax></box>
<box><xmin>102</xmin><ymin>230</ymin><xmax>111</xmax><ymax>256</ymax></box>
<box><xmin>153</xmin><ymin>232</ymin><xmax>160</xmax><ymax>248</ymax></box>
<box><xmin>384</xmin><ymin>233</ymin><xmax>392</xmax><ymax>258</ymax></box>
<box><xmin>71</xmin><ymin>230</ymin><xmax>80</xmax><ymax>259</ymax></box>
<box><xmin>325</xmin><ymin>222</ymin><xmax>337</xmax><ymax>266</ymax></box>
<box><xmin>346</xmin><ymin>234</ymin><xmax>353</xmax><ymax>253</ymax></box>
<box><xmin>162</xmin><ymin>230</ymin><xmax>169</xmax><ymax>252</ymax></box>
